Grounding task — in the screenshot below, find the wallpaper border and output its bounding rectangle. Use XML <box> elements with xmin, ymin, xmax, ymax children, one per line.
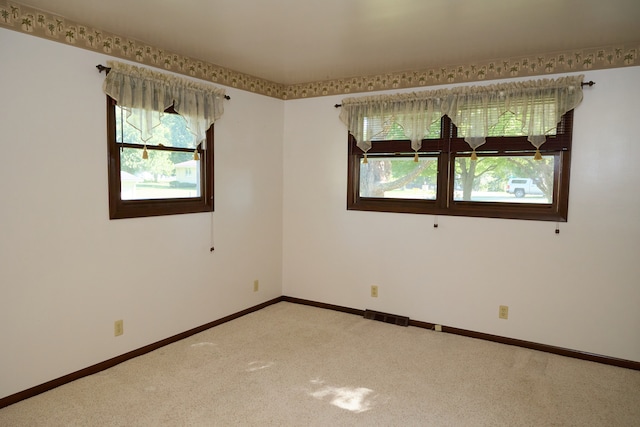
<box><xmin>2</xmin><ymin>0</ymin><xmax>638</xmax><ymax>100</ymax></box>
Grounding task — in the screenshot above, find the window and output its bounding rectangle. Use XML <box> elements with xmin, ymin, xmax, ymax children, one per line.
<box><xmin>101</xmin><ymin>60</ymin><xmax>225</xmax><ymax>219</ymax></box>
<box><xmin>107</xmin><ymin>96</ymin><xmax>214</xmax><ymax>219</ymax></box>
<box><xmin>347</xmin><ymin>111</ymin><xmax>573</xmax><ymax>222</ymax></box>
<box><xmin>341</xmin><ymin>75</ymin><xmax>583</xmax><ymax>222</ymax></box>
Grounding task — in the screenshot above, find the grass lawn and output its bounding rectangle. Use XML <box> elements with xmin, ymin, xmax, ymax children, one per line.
<box><xmin>123</xmin><ymin>182</ymin><xmax>199</xmax><ymax>200</ymax></box>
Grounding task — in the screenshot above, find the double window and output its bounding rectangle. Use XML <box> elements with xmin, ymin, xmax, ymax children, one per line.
<box><xmin>347</xmin><ymin>111</ymin><xmax>573</xmax><ymax>221</ymax></box>
<box><xmin>341</xmin><ymin>78</ymin><xmax>581</xmax><ymax>222</ymax></box>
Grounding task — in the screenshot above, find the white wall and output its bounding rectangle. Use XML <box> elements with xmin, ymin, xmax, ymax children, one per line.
<box><xmin>0</xmin><ymin>28</ymin><xmax>283</xmax><ymax>399</ymax></box>
<box><xmin>2</xmin><ymin>26</ymin><xmax>639</xmax><ymax>401</ymax></box>
<box><xmin>282</xmin><ymin>67</ymin><xmax>640</xmax><ymax>363</ymax></box>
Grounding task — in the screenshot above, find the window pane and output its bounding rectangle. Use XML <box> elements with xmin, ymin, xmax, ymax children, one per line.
<box><xmin>360</xmin><ymin>156</ymin><xmax>437</xmax><ymax>199</ymax></box>
<box><xmin>115</xmin><ymin>105</ymin><xmax>198</xmax><ymax>149</ymax></box>
<box><xmin>120</xmin><ymin>148</ymin><xmax>201</xmax><ymax>200</ymax></box>
<box><xmin>456</xmin><ymin>110</ymin><xmax>557</xmax><ymax>138</ymax></box>
<box><xmin>453</xmin><ymin>155</ymin><xmax>554</xmax><ymax>204</ymax></box>
<box><xmin>367</xmin><ymin>117</ymin><xmax>441</xmax><ymax>141</ymax></box>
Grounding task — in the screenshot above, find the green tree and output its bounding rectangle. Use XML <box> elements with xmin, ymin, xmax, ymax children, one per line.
<box><xmin>359</xmin><ymin>119</ymin><xmax>440</xmax><ymax>197</ymax></box>
<box><xmin>120</xmin><ymin>148</ymin><xmax>175</xmax><ymax>181</ymax></box>
<box><xmin>360</xmin><ymin>158</ymin><xmax>436</xmax><ymax>197</ymax></box>
<box><xmin>456</xmin><ymin>157</ymin><xmax>498</xmax><ymax>200</ymax></box>
<box><xmin>504</xmin><ymin>156</ymin><xmax>554</xmax><ymax>199</ymax></box>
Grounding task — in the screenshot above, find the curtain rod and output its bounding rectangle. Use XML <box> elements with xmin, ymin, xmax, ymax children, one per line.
<box><xmin>96</xmin><ymin>64</ymin><xmax>231</xmax><ymax>100</ymax></box>
<box><xmin>333</xmin><ymin>80</ymin><xmax>596</xmax><ymax>108</ymax></box>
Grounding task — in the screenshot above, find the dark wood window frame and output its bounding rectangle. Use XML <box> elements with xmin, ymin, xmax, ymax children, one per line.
<box><xmin>347</xmin><ymin>111</ymin><xmax>573</xmax><ymax>222</ymax></box>
<box><xmin>107</xmin><ymin>96</ymin><xmax>214</xmax><ymax>219</ymax></box>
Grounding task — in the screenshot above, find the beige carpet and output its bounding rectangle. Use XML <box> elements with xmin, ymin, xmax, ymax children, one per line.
<box><xmin>1</xmin><ymin>302</ymin><xmax>639</xmax><ymax>426</ymax></box>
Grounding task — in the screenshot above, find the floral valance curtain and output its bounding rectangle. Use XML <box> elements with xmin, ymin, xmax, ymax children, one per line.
<box><xmin>102</xmin><ymin>60</ymin><xmax>226</xmax><ymax>146</ymax></box>
<box><xmin>339</xmin><ymin>75</ymin><xmax>584</xmax><ymax>160</ymax></box>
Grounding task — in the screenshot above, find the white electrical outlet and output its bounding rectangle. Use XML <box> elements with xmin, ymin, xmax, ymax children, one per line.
<box><xmin>114</xmin><ymin>320</ymin><xmax>124</xmax><ymax>336</ymax></box>
<box><xmin>499</xmin><ymin>305</ymin><xmax>509</xmax><ymax>320</ymax></box>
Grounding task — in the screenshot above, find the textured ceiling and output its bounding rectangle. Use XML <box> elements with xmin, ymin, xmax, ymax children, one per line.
<box><xmin>12</xmin><ymin>0</ymin><xmax>640</xmax><ymax>85</ymax></box>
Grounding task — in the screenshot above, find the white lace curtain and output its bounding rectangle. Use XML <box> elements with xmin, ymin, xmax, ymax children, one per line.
<box><xmin>339</xmin><ymin>75</ymin><xmax>584</xmax><ymax>160</ymax></box>
<box><xmin>102</xmin><ymin>60</ymin><xmax>226</xmax><ymax>146</ymax></box>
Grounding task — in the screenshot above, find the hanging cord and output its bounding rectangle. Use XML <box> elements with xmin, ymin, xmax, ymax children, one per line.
<box><xmin>434</xmin><ymin>216</ymin><xmax>439</xmax><ymax>228</ymax></box>
<box><xmin>555</xmin><ymin>223</ymin><xmax>560</xmax><ymax>235</ymax></box>
<box><xmin>209</xmin><ymin>211</ymin><xmax>215</xmax><ymax>252</ymax></box>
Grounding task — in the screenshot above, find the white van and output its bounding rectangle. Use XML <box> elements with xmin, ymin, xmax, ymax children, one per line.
<box><xmin>505</xmin><ymin>178</ymin><xmax>543</xmax><ymax>198</ymax></box>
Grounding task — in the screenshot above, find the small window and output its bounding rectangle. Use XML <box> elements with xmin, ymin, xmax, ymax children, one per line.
<box><xmin>347</xmin><ymin>112</ymin><xmax>573</xmax><ymax>221</ymax></box>
<box><xmin>107</xmin><ymin>97</ymin><xmax>214</xmax><ymax>219</ymax></box>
